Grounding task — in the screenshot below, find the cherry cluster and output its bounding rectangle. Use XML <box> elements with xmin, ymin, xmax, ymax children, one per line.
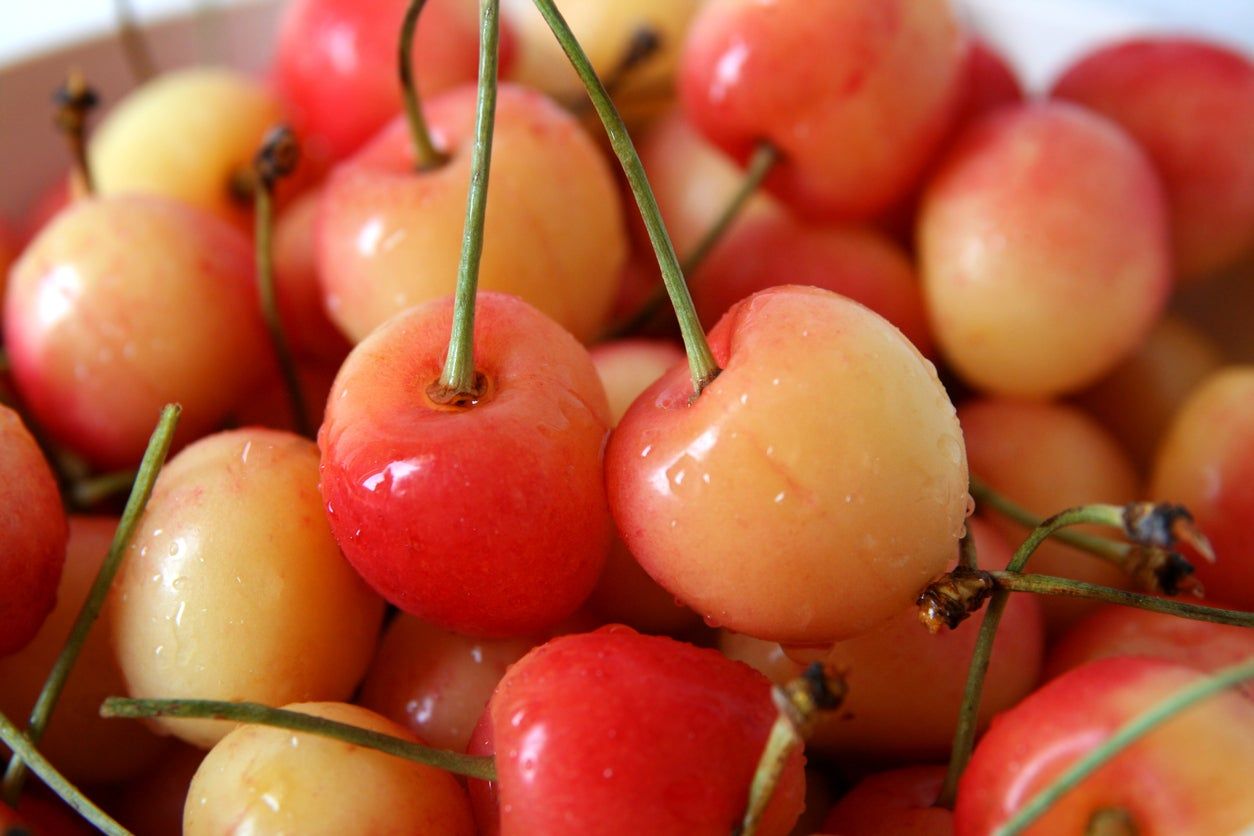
<box><xmin>0</xmin><ymin>0</ymin><xmax>1252</xmax><ymax>834</ymax></box>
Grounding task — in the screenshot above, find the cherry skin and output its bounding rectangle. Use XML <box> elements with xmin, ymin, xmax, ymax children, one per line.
<box><xmin>318</xmin><ymin>83</ymin><xmax>626</xmax><ymax>345</ymax></box>
<box><xmin>607</xmin><ymin>286</ymin><xmax>968</xmax><ymax>644</ymax></box>
<box><xmin>1150</xmin><ymin>366</ymin><xmax>1254</xmax><ymax>610</ymax></box>
<box><xmin>467</xmin><ymin>626</ymin><xmax>805</xmax><ymax>836</ymax></box>
<box><xmin>955</xmin><ymin>658</ymin><xmax>1254</xmax><ymax>835</ymax></box>
<box><xmin>105</xmin><ymin>742</ymin><xmax>205</xmax><ymax>836</ymax></box>
<box><xmin>0</xmin><ymin>405</ymin><xmax>68</xmax><ymax>656</ymax></box>
<box><xmin>318</xmin><ymin>291</ymin><xmax>613</xmax><ymax>637</ymax></box>
<box><xmin>680</xmin><ymin>0</ymin><xmax>966</xmax><ymax>221</ymax></box>
<box><xmin>818</xmin><ymin>766</ymin><xmax>952</xmax><ymax>836</ymax></box>
<box><xmin>5</xmin><ymin>194</ymin><xmax>271</xmax><ymax>469</ymax></box>
<box><xmin>1051</xmin><ymin>37</ymin><xmax>1254</xmax><ymax>282</ymax></box>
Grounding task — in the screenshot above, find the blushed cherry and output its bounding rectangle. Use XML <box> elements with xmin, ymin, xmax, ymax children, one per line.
<box><xmin>607</xmin><ymin>286</ymin><xmax>969</xmax><ymax>644</ymax></box>
<box><xmin>0</xmin><ymin>405</ymin><xmax>68</xmax><ymax>656</ymax></box>
<box><xmin>319</xmin><ymin>292</ymin><xmax>613</xmax><ymax>637</ymax></box>
<box><xmin>110</xmin><ymin>428</ymin><xmax>385</xmax><ymax>748</ymax></box>
<box><xmin>818</xmin><ymin>766</ymin><xmax>952</xmax><ymax>836</ymax></box>
<box><xmin>318</xmin><ymin>84</ymin><xmax>626</xmax><ymax>344</ymax></box>
<box><xmin>4</xmin><ymin>195</ymin><xmax>271</xmax><ymax>469</ymax></box>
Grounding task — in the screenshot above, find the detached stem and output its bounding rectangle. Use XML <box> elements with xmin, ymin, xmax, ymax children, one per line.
<box><xmin>2</xmin><ymin>405</ymin><xmax>181</xmax><ymax>805</ymax></box>
<box><xmin>399</xmin><ymin>0</ymin><xmax>450</xmax><ymax>170</ymax></box>
<box><xmin>100</xmin><ymin>698</ymin><xmax>497</xmax><ymax>781</ymax></box>
<box><xmin>992</xmin><ymin>573</ymin><xmax>1254</xmax><ymax>628</ymax></box>
<box><xmin>54</xmin><ymin>70</ymin><xmax>99</xmax><ymax>199</ymax></box>
<box><xmin>253</xmin><ymin>126</ymin><xmax>312</xmax><ymax>438</ymax></box>
<box><xmin>0</xmin><ymin>711</ymin><xmax>131</xmax><ymax>836</ymax></box>
<box><xmin>603</xmin><ymin>142</ymin><xmax>779</xmax><ymax>341</ymax></box>
<box><xmin>114</xmin><ymin>0</ymin><xmax>156</xmax><ymax>84</ymax></box>
<box><xmin>532</xmin><ymin>0</ymin><xmax>719</xmax><ymax>396</ymax></box>
<box><xmin>996</xmin><ymin>658</ymin><xmax>1254</xmax><ymax>836</ymax></box>
<box><xmin>431</xmin><ymin>0</ymin><xmax>499</xmax><ymax>402</ymax></box>
<box><xmin>936</xmin><ymin>504</ymin><xmax>1126</xmax><ymax>809</ymax></box>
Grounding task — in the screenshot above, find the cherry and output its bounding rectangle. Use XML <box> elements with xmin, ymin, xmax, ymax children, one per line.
<box><xmin>0</xmin><ymin>405</ymin><xmax>68</xmax><ymax>657</ymax></box>
<box><xmin>818</xmin><ymin>766</ymin><xmax>952</xmax><ymax>835</ymax></box>
<box><xmin>607</xmin><ymin>285</ymin><xmax>969</xmax><ymax>644</ymax></box>
<box><xmin>468</xmin><ymin>626</ymin><xmax>805</xmax><ymax>835</ymax></box>
<box><xmin>104</xmin><ymin>742</ymin><xmax>205</xmax><ymax>836</ymax></box>
<box><xmin>319</xmin><ymin>292</ymin><xmax>612</xmax><ymax>636</ymax></box>
<box><xmin>1051</xmin><ymin>36</ymin><xmax>1254</xmax><ymax>282</ymax></box>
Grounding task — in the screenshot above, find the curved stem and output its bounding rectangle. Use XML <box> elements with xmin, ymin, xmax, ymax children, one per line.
<box><xmin>532</xmin><ymin>0</ymin><xmax>719</xmax><ymax>396</ymax></box>
<box><xmin>996</xmin><ymin>658</ymin><xmax>1254</xmax><ymax>836</ymax></box>
<box><xmin>569</xmin><ymin>26</ymin><xmax>662</xmax><ymax>112</ymax></box>
<box><xmin>431</xmin><ymin>0</ymin><xmax>499</xmax><ymax>403</ymax></box>
<box><xmin>2</xmin><ymin>405</ymin><xmax>181</xmax><ymax>805</ymax></box>
<box><xmin>399</xmin><ymin>0</ymin><xmax>449</xmax><ymax>170</ymax></box>
<box><xmin>68</xmin><ymin>468</ymin><xmax>136</xmax><ymax>510</ymax></box>
<box><xmin>114</xmin><ymin>0</ymin><xmax>156</xmax><ymax>84</ymax></box>
<box><xmin>603</xmin><ymin>142</ymin><xmax>779</xmax><ymax>341</ymax></box>
<box><xmin>54</xmin><ymin>69</ymin><xmax>99</xmax><ymax>199</ymax></box>
<box><xmin>935</xmin><ymin>503</ymin><xmax>1126</xmax><ymax>809</ymax></box>
<box><xmin>738</xmin><ymin>713</ymin><xmax>800</xmax><ymax>836</ymax></box>
<box><xmin>100</xmin><ymin>698</ymin><xmax>497</xmax><ymax>781</ymax></box>
<box><xmin>971</xmin><ymin>476</ymin><xmax>1130</xmax><ymax>563</ymax></box>
<box><xmin>991</xmin><ymin>573</ymin><xmax>1254</xmax><ymax>628</ymax></box>
<box><xmin>253</xmin><ymin>126</ymin><xmax>312</xmax><ymax>438</ymax></box>
<box><xmin>0</xmin><ymin>711</ymin><xmax>131</xmax><ymax>836</ymax></box>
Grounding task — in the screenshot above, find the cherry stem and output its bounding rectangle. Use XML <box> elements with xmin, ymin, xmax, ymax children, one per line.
<box><xmin>399</xmin><ymin>0</ymin><xmax>450</xmax><ymax>171</ymax></box>
<box><xmin>568</xmin><ymin>26</ymin><xmax>662</xmax><ymax>113</ymax></box>
<box><xmin>114</xmin><ymin>0</ymin><xmax>156</xmax><ymax>85</ymax></box>
<box><xmin>995</xmin><ymin>658</ymin><xmax>1254</xmax><ymax>836</ymax></box>
<box><xmin>531</xmin><ymin>0</ymin><xmax>720</xmax><ymax>396</ymax></box>
<box><xmin>935</xmin><ymin>503</ymin><xmax>1127</xmax><ymax>809</ymax></box>
<box><xmin>738</xmin><ymin>664</ymin><xmax>845</xmax><ymax>836</ymax></box>
<box><xmin>958</xmin><ymin>524</ymin><xmax>979</xmax><ymax>571</ymax></box>
<box><xmin>990</xmin><ymin>572</ymin><xmax>1254</xmax><ymax>628</ymax></box>
<box><xmin>971</xmin><ymin>476</ymin><xmax>1131</xmax><ymax>563</ymax></box>
<box><xmin>0</xmin><ymin>710</ymin><xmax>130</xmax><ymax>836</ymax></box>
<box><xmin>68</xmin><ymin>468</ymin><xmax>136</xmax><ymax>510</ymax></box>
<box><xmin>431</xmin><ymin>0</ymin><xmax>499</xmax><ymax>403</ymax></box>
<box><xmin>1</xmin><ymin>405</ymin><xmax>181</xmax><ymax>805</ymax></box>
<box><xmin>603</xmin><ymin>142</ymin><xmax>780</xmax><ymax>341</ymax></box>
<box><xmin>253</xmin><ymin>125</ymin><xmax>313</xmax><ymax>438</ymax></box>
<box><xmin>99</xmin><ymin>697</ymin><xmax>497</xmax><ymax>781</ymax></box>
<box><xmin>54</xmin><ymin>69</ymin><xmax>99</xmax><ymax>199</ymax></box>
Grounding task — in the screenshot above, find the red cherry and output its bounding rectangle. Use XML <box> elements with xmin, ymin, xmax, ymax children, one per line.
<box><xmin>468</xmin><ymin>626</ymin><xmax>805</xmax><ymax>836</ymax></box>
<box><xmin>319</xmin><ymin>292</ymin><xmax>613</xmax><ymax>637</ymax></box>
<box><xmin>819</xmin><ymin>766</ymin><xmax>952</xmax><ymax>836</ymax></box>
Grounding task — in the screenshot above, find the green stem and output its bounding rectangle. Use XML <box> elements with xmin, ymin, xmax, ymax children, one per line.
<box><xmin>253</xmin><ymin>127</ymin><xmax>312</xmax><ymax>438</ymax></box>
<box><xmin>532</xmin><ymin>0</ymin><xmax>719</xmax><ymax>396</ymax></box>
<box><xmin>100</xmin><ymin>698</ymin><xmax>497</xmax><ymax>781</ymax></box>
<box><xmin>114</xmin><ymin>0</ymin><xmax>156</xmax><ymax>84</ymax></box>
<box><xmin>0</xmin><ymin>711</ymin><xmax>131</xmax><ymax>835</ymax></box>
<box><xmin>992</xmin><ymin>572</ymin><xmax>1254</xmax><ymax>628</ymax></box>
<box><xmin>995</xmin><ymin>658</ymin><xmax>1254</xmax><ymax>836</ymax></box>
<box><xmin>603</xmin><ymin>142</ymin><xmax>779</xmax><ymax>341</ymax></box>
<box><xmin>971</xmin><ymin>476</ymin><xmax>1130</xmax><ymax>563</ymax></box>
<box><xmin>399</xmin><ymin>0</ymin><xmax>450</xmax><ymax>170</ymax></box>
<box><xmin>737</xmin><ymin>713</ymin><xmax>800</xmax><ymax>836</ymax></box>
<box><xmin>958</xmin><ymin>523</ymin><xmax>979</xmax><ymax>571</ymax></box>
<box><xmin>69</xmin><ymin>469</ymin><xmax>136</xmax><ymax>510</ymax></box>
<box><xmin>1</xmin><ymin>405</ymin><xmax>180</xmax><ymax>805</ymax></box>
<box><xmin>432</xmin><ymin>0</ymin><xmax>499</xmax><ymax>402</ymax></box>
<box><xmin>936</xmin><ymin>503</ymin><xmax>1126</xmax><ymax>809</ymax></box>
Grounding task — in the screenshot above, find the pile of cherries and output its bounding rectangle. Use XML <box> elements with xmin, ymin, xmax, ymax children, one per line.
<box><xmin>0</xmin><ymin>0</ymin><xmax>1252</xmax><ymax>833</ymax></box>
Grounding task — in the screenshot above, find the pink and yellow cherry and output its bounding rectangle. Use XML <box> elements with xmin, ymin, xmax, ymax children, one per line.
<box><xmin>955</xmin><ymin>658</ymin><xmax>1254</xmax><ymax>834</ymax></box>
<box><xmin>89</xmin><ymin>68</ymin><xmax>299</xmax><ymax>230</ymax></box>
<box><xmin>469</xmin><ymin>626</ymin><xmax>805</xmax><ymax>836</ymax></box>
<box><xmin>1076</xmin><ymin>316</ymin><xmax>1223</xmax><ymax>473</ymax></box>
<box><xmin>274</xmin><ymin>0</ymin><xmax>496</xmax><ymax>162</ymax></box>
<box><xmin>0</xmin><ymin>405</ymin><xmax>67</xmax><ymax>656</ymax></box>
<box><xmin>818</xmin><ymin>766</ymin><xmax>952</xmax><ymax>836</ymax></box>
<box><xmin>961</xmin><ymin>397</ymin><xmax>1139</xmax><ymax>632</ymax></box>
<box><xmin>607</xmin><ymin>286</ymin><xmax>969</xmax><ymax>644</ymax></box>
<box><xmin>1150</xmin><ymin>366</ymin><xmax>1254</xmax><ymax>609</ymax></box>
<box><xmin>1046</xmin><ymin>605</ymin><xmax>1254</xmax><ymax>699</ymax></box>
<box><xmin>1051</xmin><ymin>37</ymin><xmax>1254</xmax><ymax>282</ymax></box>
<box><xmin>270</xmin><ymin>187</ymin><xmax>352</xmax><ymax>364</ymax></box>
<box><xmin>724</xmin><ymin>520</ymin><xmax>1043</xmax><ymax>761</ymax></box>
<box><xmin>318</xmin><ymin>84</ymin><xmax>626</xmax><ymax>344</ymax></box>
<box><xmin>4</xmin><ymin>195</ymin><xmax>271</xmax><ymax>469</ymax></box>
<box><xmin>956</xmin><ymin>38</ymin><xmax>1024</xmax><ymax>126</ymax></box>
<box><xmin>919</xmin><ymin>101</ymin><xmax>1171</xmax><ymax>397</ymax></box>
<box><xmin>586</xmin><ymin>339</ymin><xmax>700</xmax><ymax>634</ymax></box>
<box><xmin>319</xmin><ymin>292</ymin><xmax>612</xmax><ymax>637</ymax></box>
<box><xmin>357</xmin><ymin>615</ymin><xmax>535</xmax><ymax>752</ymax></box>
<box><xmin>183</xmin><ymin>702</ymin><xmax>475</xmax><ymax>835</ymax></box>
<box><xmin>680</xmin><ymin>0</ymin><xmax>966</xmax><ymax>221</ymax></box>
<box><xmin>110</xmin><ymin>428</ymin><xmax>385</xmax><ymax>748</ymax></box>
<box><xmin>690</xmin><ymin>215</ymin><xmax>934</xmax><ymax>355</ymax></box>
<box><xmin>0</xmin><ymin>516</ymin><xmax>168</xmax><ymax>785</ymax></box>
